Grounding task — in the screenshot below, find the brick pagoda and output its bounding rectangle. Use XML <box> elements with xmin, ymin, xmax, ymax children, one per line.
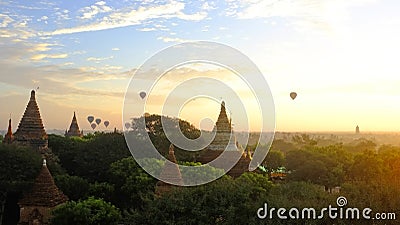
<box><xmin>155</xmin><ymin>144</ymin><xmax>184</xmax><ymax>196</ymax></box>
<box><xmin>18</xmin><ymin>160</ymin><xmax>68</xmax><ymax>225</ymax></box>
<box><xmin>197</xmin><ymin>101</ymin><xmax>251</xmax><ymax>178</ymax></box>
<box><xmin>13</xmin><ymin>90</ymin><xmax>48</xmax><ymax>153</ymax></box>
<box><xmin>65</xmin><ymin>112</ymin><xmax>83</xmax><ymax>138</ymax></box>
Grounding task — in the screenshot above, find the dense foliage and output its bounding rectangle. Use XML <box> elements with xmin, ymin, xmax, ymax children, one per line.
<box><xmin>1</xmin><ymin>129</ymin><xmax>400</xmax><ymax>224</ymax></box>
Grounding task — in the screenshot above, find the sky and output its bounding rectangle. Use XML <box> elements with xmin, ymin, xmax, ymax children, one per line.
<box><xmin>1</xmin><ymin>0</ymin><xmax>400</xmax><ymax>132</ymax></box>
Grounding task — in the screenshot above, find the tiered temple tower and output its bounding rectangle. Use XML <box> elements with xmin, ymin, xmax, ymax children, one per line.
<box><xmin>155</xmin><ymin>144</ymin><xmax>184</xmax><ymax>196</ymax></box>
<box><xmin>208</xmin><ymin>101</ymin><xmax>238</xmax><ymax>151</ymax></box>
<box><xmin>18</xmin><ymin>160</ymin><xmax>68</xmax><ymax>225</ymax></box>
<box><xmin>65</xmin><ymin>112</ymin><xmax>83</xmax><ymax>138</ymax></box>
<box><xmin>13</xmin><ymin>90</ymin><xmax>48</xmax><ymax>152</ymax></box>
<box><xmin>197</xmin><ymin>101</ymin><xmax>251</xmax><ymax>178</ymax></box>
<box><xmin>3</xmin><ymin>118</ymin><xmax>14</xmax><ymax>144</ymax></box>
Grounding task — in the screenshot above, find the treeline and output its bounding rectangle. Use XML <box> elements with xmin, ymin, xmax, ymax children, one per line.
<box><xmin>1</xmin><ymin>127</ymin><xmax>399</xmax><ymax>224</ymax></box>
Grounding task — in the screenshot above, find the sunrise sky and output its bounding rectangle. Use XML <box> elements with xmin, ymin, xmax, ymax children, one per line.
<box><xmin>1</xmin><ymin>0</ymin><xmax>400</xmax><ymax>132</ymax></box>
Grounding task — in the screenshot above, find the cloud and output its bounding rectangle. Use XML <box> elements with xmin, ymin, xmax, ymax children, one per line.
<box><xmin>79</xmin><ymin>1</ymin><xmax>112</xmax><ymax>19</ymax></box>
<box><xmin>138</xmin><ymin>27</ymin><xmax>157</xmax><ymax>32</ymax></box>
<box><xmin>231</xmin><ymin>0</ymin><xmax>377</xmax><ymax>32</ymax></box>
<box><xmin>157</xmin><ymin>36</ymin><xmax>190</xmax><ymax>43</ymax></box>
<box><xmin>48</xmin><ymin>1</ymin><xmax>207</xmax><ymax>36</ymax></box>
<box><xmin>31</xmin><ymin>53</ymin><xmax>68</xmax><ymax>61</ymax></box>
<box><xmin>87</xmin><ymin>56</ymin><xmax>114</xmax><ymax>62</ymax></box>
<box><xmin>111</xmin><ymin>47</ymin><xmax>120</xmax><ymax>51</ymax></box>
<box><xmin>0</xmin><ymin>14</ymin><xmax>14</xmax><ymax>27</ymax></box>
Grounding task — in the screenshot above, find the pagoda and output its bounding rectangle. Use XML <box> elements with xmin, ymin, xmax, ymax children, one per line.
<box><xmin>3</xmin><ymin>118</ymin><xmax>14</xmax><ymax>144</ymax></box>
<box><xmin>197</xmin><ymin>101</ymin><xmax>251</xmax><ymax>178</ymax></box>
<box><xmin>13</xmin><ymin>90</ymin><xmax>48</xmax><ymax>152</ymax></box>
<box><xmin>155</xmin><ymin>144</ymin><xmax>184</xmax><ymax>196</ymax></box>
<box><xmin>18</xmin><ymin>159</ymin><xmax>68</xmax><ymax>225</ymax></box>
<box><xmin>65</xmin><ymin>112</ymin><xmax>83</xmax><ymax>138</ymax></box>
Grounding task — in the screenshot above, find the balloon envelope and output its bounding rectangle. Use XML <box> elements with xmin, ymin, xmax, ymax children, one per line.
<box><xmin>87</xmin><ymin>116</ymin><xmax>94</xmax><ymax>123</ymax></box>
<box><xmin>125</xmin><ymin>122</ymin><xmax>131</xmax><ymax>129</ymax></box>
<box><xmin>91</xmin><ymin>123</ymin><xmax>97</xmax><ymax>130</ymax></box>
<box><xmin>290</xmin><ymin>92</ymin><xmax>297</xmax><ymax>100</ymax></box>
<box><xmin>104</xmin><ymin>121</ymin><xmax>110</xmax><ymax>128</ymax></box>
<box><xmin>95</xmin><ymin>118</ymin><xmax>101</xmax><ymax>125</ymax></box>
<box><xmin>139</xmin><ymin>91</ymin><xmax>146</xmax><ymax>99</ymax></box>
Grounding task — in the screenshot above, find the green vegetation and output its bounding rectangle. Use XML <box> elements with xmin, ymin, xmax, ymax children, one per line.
<box><xmin>1</xmin><ymin>126</ymin><xmax>400</xmax><ymax>224</ymax></box>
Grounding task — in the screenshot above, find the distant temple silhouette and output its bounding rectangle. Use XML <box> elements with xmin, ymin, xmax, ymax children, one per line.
<box><xmin>3</xmin><ymin>118</ymin><xmax>14</xmax><ymax>144</ymax></box>
<box><xmin>155</xmin><ymin>144</ymin><xmax>184</xmax><ymax>196</ymax></box>
<box><xmin>12</xmin><ymin>90</ymin><xmax>49</xmax><ymax>153</ymax></box>
<box><xmin>18</xmin><ymin>159</ymin><xmax>68</xmax><ymax>225</ymax></box>
<box><xmin>197</xmin><ymin>101</ymin><xmax>251</xmax><ymax>178</ymax></box>
<box><xmin>65</xmin><ymin>112</ymin><xmax>83</xmax><ymax>138</ymax></box>
<box><xmin>356</xmin><ymin>125</ymin><xmax>360</xmax><ymax>134</ymax></box>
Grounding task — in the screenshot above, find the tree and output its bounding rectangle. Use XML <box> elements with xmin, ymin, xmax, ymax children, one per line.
<box><xmin>108</xmin><ymin>157</ymin><xmax>157</xmax><ymax>210</ymax></box>
<box><xmin>262</xmin><ymin>150</ymin><xmax>285</xmax><ymax>171</ymax></box>
<box><xmin>130</xmin><ymin>114</ymin><xmax>203</xmax><ymax>161</ymax></box>
<box><xmin>50</xmin><ymin>197</ymin><xmax>121</xmax><ymax>225</ymax></box>
<box><xmin>54</xmin><ymin>175</ymin><xmax>90</xmax><ymax>201</ymax></box>
<box><xmin>0</xmin><ymin>144</ymin><xmax>42</xmax><ymax>224</ymax></box>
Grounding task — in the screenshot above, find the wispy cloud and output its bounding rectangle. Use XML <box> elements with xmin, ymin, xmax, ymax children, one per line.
<box><xmin>87</xmin><ymin>56</ymin><xmax>114</xmax><ymax>62</ymax></box>
<box><xmin>79</xmin><ymin>1</ymin><xmax>112</xmax><ymax>20</ymax></box>
<box><xmin>31</xmin><ymin>53</ymin><xmax>68</xmax><ymax>61</ymax></box>
<box><xmin>157</xmin><ymin>36</ymin><xmax>190</xmax><ymax>43</ymax></box>
<box><xmin>231</xmin><ymin>0</ymin><xmax>377</xmax><ymax>32</ymax></box>
<box><xmin>48</xmin><ymin>1</ymin><xmax>207</xmax><ymax>36</ymax></box>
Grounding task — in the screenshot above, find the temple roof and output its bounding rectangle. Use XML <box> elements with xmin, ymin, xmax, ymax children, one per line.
<box><xmin>19</xmin><ymin>160</ymin><xmax>68</xmax><ymax>207</ymax></box>
<box><xmin>208</xmin><ymin>101</ymin><xmax>237</xmax><ymax>151</ymax></box>
<box><xmin>157</xmin><ymin>144</ymin><xmax>184</xmax><ymax>186</ymax></box>
<box><xmin>3</xmin><ymin>118</ymin><xmax>14</xmax><ymax>144</ymax></box>
<box><xmin>65</xmin><ymin>112</ymin><xmax>83</xmax><ymax>137</ymax></box>
<box><xmin>13</xmin><ymin>90</ymin><xmax>48</xmax><ymax>149</ymax></box>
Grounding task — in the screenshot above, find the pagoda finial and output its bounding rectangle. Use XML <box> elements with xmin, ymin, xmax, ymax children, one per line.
<box><xmin>43</xmin><ymin>159</ymin><xmax>47</xmax><ymax>166</ymax></box>
<box><xmin>30</xmin><ymin>90</ymin><xmax>36</xmax><ymax>100</ymax></box>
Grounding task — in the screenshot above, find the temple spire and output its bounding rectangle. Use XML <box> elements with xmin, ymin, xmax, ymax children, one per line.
<box><xmin>155</xmin><ymin>144</ymin><xmax>184</xmax><ymax>196</ymax></box>
<box><xmin>13</xmin><ymin>90</ymin><xmax>48</xmax><ymax>151</ymax></box>
<box><xmin>65</xmin><ymin>111</ymin><xmax>83</xmax><ymax>137</ymax></box>
<box><xmin>3</xmin><ymin>117</ymin><xmax>14</xmax><ymax>144</ymax></box>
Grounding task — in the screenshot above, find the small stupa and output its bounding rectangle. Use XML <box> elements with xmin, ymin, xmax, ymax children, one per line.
<box><xmin>155</xmin><ymin>144</ymin><xmax>184</xmax><ymax>196</ymax></box>
<box><xmin>18</xmin><ymin>159</ymin><xmax>68</xmax><ymax>225</ymax></box>
<box><xmin>3</xmin><ymin>117</ymin><xmax>14</xmax><ymax>144</ymax></box>
<box><xmin>13</xmin><ymin>90</ymin><xmax>48</xmax><ymax>152</ymax></box>
<box><xmin>65</xmin><ymin>112</ymin><xmax>83</xmax><ymax>138</ymax></box>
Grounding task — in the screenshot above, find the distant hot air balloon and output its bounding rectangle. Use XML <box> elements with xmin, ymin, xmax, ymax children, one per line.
<box><xmin>104</xmin><ymin>121</ymin><xmax>110</xmax><ymax>128</ymax></box>
<box><xmin>290</xmin><ymin>92</ymin><xmax>297</xmax><ymax>100</ymax></box>
<box><xmin>95</xmin><ymin>118</ymin><xmax>101</xmax><ymax>125</ymax></box>
<box><xmin>139</xmin><ymin>91</ymin><xmax>146</xmax><ymax>99</ymax></box>
<box><xmin>91</xmin><ymin>123</ymin><xmax>97</xmax><ymax>130</ymax></box>
<box><xmin>125</xmin><ymin>122</ymin><xmax>131</xmax><ymax>129</ymax></box>
<box><xmin>87</xmin><ymin>116</ymin><xmax>94</xmax><ymax>123</ymax></box>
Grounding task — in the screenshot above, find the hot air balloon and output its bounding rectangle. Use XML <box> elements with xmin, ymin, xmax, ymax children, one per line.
<box><xmin>91</xmin><ymin>123</ymin><xmax>97</xmax><ymax>130</ymax></box>
<box><xmin>87</xmin><ymin>116</ymin><xmax>94</xmax><ymax>123</ymax></box>
<box><xmin>125</xmin><ymin>122</ymin><xmax>131</xmax><ymax>129</ymax></box>
<box><xmin>95</xmin><ymin>118</ymin><xmax>101</xmax><ymax>125</ymax></box>
<box><xmin>104</xmin><ymin>121</ymin><xmax>110</xmax><ymax>128</ymax></box>
<box><xmin>139</xmin><ymin>91</ymin><xmax>146</xmax><ymax>99</ymax></box>
<box><xmin>290</xmin><ymin>92</ymin><xmax>297</xmax><ymax>100</ymax></box>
